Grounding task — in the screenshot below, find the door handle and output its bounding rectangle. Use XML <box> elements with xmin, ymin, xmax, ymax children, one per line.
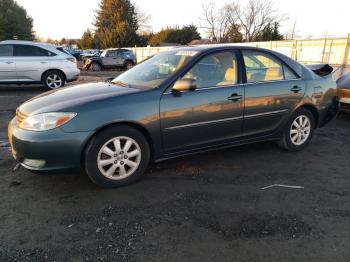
<box><xmin>228</xmin><ymin>93</ymin><xmax>243</xmax><ymax>101</ymax></box>
<box><xmin>40</xmin><ymin>61</ymin><xmax>48</xmax><ymax>64</ymax></box>
<box><xmin>5</xmin><ymin>61</ymin><xmax>14</xmax><ymax>64</ymax></box>
<box><xmin>290</xmin><ymin>85</ymin><xmax>302</xmax><ymax>93</ymax></box>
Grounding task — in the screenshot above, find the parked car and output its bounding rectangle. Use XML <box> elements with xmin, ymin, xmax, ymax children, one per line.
<box><xmin>0</xmin><ymin>40</ymin><xmax>80</xmax><ymax>89</ymax></box>
<box><xmin>80</xmin><ymin>50</ymin><xmax>101</xmax><ymax>64</ymax></box>
<box><xmin>65</xmin><ymin>48</ymin><xmax>82</xmax><ymax>61</ymax></box>
<box><xmin>336</xmin><ymin>73</ymin><xmax>350</xmax><ymax>112</ymax></box>
<box><xmin>84</xmin><ymin>48</ymin><xmax>136</xmax><ymax>71</ymax></box>
<box><xmin>8</xmin><ymin>46</ymin><xmax>339</xmax><ymax>187</ymax></box>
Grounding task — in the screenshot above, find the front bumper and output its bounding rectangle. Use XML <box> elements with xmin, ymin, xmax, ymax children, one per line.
<box><xmin>8</xmin><ymin>117</ymin><xmax>92</xmax><ymax>172</ymax></box>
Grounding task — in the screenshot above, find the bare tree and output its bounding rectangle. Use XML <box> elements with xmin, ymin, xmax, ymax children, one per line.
<box><xmin>200</xmin><ymin>2</ymin><xmax>231</xmax><ymax>43</ymax></box>
<box><xmin>135</xmin><ymin>5</ymin><xmax>152</xmax><ymax>34</ymax></box>
<box><xmin>230</xmin><ymin>0</ymin><xmax>280</xmax><ymax>42</ymax></box>
<box><xmin>201</xmin><ymin>0</ymin><xmax>283</xmax><ymax>43</ymax></box>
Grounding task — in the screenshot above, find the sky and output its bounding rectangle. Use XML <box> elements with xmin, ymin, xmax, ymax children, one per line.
<box><xmin>16</xmin><ymin>0</ymin><xmax>349</xmax><ymax>40</ymax></box>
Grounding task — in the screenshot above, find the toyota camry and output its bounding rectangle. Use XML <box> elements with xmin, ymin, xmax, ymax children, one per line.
<box><xmin>8</xmin><ymin>46</ymin><xmax>339</xmax><ymax>187</ymax></box>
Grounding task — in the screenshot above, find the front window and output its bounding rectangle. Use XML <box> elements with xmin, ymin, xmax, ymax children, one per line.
<box><xmin>112</xmin><ymin>51</ymin><xmax>197</xmax><ymax>89</ymax></box>
<box><xmin>180</xmin><ymin>51</ymin><xmax>238</xmax><ymax>89</ymax></box>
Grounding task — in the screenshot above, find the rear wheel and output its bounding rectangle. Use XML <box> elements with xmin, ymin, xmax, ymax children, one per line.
<box><xmin>84</xmin><ymin>126</ymin><xmax>150</xmax><ymax>188</ymax></box>
<box><xmin>43</xmin><ymin>70</ymin><xmax>65</xmax><ymax>90</ymax></box>
<box><xmin>278</xmin><ymin>108</ymin><xmax>315</xmax><ymax>151</ymax></box>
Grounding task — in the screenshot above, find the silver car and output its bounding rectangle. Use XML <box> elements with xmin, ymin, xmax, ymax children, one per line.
<box><xmin>0</xmin><ymin>40</ymin><xmax>80</xmax><ymax>89</ymax></box>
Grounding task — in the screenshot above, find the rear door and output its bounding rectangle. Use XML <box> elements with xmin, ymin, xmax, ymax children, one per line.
<box><xmin>14</xmin><ymin>44</ymin><xmax>54</xmax><ymax>82</ymax></box>
<box><xmin>160</xmin><ymin>50</ymin><xmax>244</xmax><ymax>153</ymax></box>
<box><xmin>241</xmin><ymin>49</ymin><xmax>305</xmax><ymax>136</ymax></box>
<box><xmin>0</xmin><ymin>44</ymin><xmax>16</xmax><ymax>81</ymax></box>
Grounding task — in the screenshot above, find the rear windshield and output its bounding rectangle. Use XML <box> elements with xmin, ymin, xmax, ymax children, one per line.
<box><xmin>56</xmin><ymin>47</ymin><xmax>70</xmax><ymax>55</ymax></box>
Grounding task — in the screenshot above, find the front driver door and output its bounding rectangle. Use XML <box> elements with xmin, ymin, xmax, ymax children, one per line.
<box><xmin>103</xmin><ymin>50</ymin><xmax>118</xmax><ymax>67</ymax></box>
<box><xmin>160</xmin><ymin>50</ymin><xmax>244</xmax><ymax>154</ymax></box>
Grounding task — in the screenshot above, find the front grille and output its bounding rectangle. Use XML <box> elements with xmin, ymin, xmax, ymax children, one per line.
<box><xmin>16</xmin><ymin>109</ymin><xmax>27</xmax><ymax>125</ymax></box>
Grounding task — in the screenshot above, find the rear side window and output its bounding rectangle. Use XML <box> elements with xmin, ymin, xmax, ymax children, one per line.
<box><xmin>15</xmin><ymin>45</ymin><xmax>56</xmax><ymax>57</ymax></box>
<box><xmin>0</xmin><ymin>45</ymin><xmax>14</xmax><ymax>57</ymax></box>
<box><xmin>284</xmin><ymin>65</ymin><xmax>298</xmax><ymax>80</ymax></box>
<box><xmin>243</xmin><ymin>50</ymin><xmax>284</xmax><ymax>83</ymax></box>
<box><xmin>242</xmin><ymin>50</ymin><xmax>299</xmax><ymax>83</ymax></box>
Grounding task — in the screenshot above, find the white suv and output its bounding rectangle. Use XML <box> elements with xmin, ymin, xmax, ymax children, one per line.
<box><xmin>0</xmin><ymin>40</ymin><xmax>80</xmax><ymax>89</ymax></box>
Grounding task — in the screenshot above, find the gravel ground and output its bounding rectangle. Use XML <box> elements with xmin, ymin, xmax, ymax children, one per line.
<box><xmin>0</xmin><ymin>71</ymin><xmax>350</xmax><ymax>261</ymax></box>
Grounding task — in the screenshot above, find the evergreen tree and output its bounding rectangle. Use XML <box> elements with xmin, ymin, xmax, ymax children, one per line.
<box><xmin>0</xmin><ymin>0</ymin><xmax>35</xmax><ymax>40</ymax></box>
<box><xmin>78</xmin><ymin>29</ymin><xmax>94</xmax><ymax>49</ymax></box>
<box><xmin>148</xmin><ymin>25</ymin><xmax>201</xmax><ymax>46</ymax></box>
<box><xmin>94</xmin><ymin>0</ymin><xmax>139</xmax><ymax>48</ymax></box>
<box><xmin>258</xmin><ymin>22</ymin><xmax>284</xmax><ymax>41</ymax></box>
<box><xmin>223</xmin><ymin>24</ymin><xmax>244</xmax><ymax>43</ymax></box>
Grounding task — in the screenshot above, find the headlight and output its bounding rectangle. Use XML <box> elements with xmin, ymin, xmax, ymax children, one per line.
<box><xmin>19</xmin><ymin>112</ymin><xmax>77</xmax><ymax>131</ymax></box>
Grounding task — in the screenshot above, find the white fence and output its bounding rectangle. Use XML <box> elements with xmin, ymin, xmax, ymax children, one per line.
<box><xmin>127</xmin><ymin>35</ymin><xmax>350</xmax><ymax>76</ymax></box>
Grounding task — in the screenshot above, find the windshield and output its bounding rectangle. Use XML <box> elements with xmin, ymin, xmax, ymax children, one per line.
<box><xmin>101</xmin><ymin>50</ymin><xmax>107</xmax><ymax>57</ymax></box>
<box><xmin>111</xmin><ymin>50</ymin><xmax>198</xmax><ymax>89</ymax></box>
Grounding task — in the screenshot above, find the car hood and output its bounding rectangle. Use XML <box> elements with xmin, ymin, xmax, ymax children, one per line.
<box><xmin>19</xmin><ymin>82</ymin><xmax>141</xmax><ymax>116</ymax></box>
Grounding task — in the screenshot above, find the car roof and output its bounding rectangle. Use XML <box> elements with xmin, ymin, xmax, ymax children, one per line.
<box><xmin>105</xmin><ymin>48</ymin><xmax>130</xmax><ymax>51</ymax></box>
<box><xmin>166</xmin><ymin>44</ymin><xmax>316</xmax><ymax>80</ymax></box>
<box><xmin>0</xmin><ymin>40</ymin><xmax>54</xmax><ymax>47</ymax></box>
<box><xmin>168</xmin><ymin>44</ymin><xmax>276</xmax><ymax>53</ymax></box>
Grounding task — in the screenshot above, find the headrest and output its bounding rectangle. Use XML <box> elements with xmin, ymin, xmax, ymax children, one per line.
<box><xmin>265</xmin><ymin>67</ymin><xmax>283</xmax><ymax>80</ymax></box>
<box><xmin>225</xmin><ymin>68</ymin><xmax>236</xmax><ymax>83</ymax></box>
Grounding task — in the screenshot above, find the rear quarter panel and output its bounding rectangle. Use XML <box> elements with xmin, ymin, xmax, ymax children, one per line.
<box><xmin>300</xmin><ymin>75</ymin><xmax>337</xmax><ymax>126</ymax></box>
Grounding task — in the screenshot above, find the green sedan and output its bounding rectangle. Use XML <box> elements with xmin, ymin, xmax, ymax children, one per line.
<box><xmin>8</xmin><ymin>46</ymin><xmax>339</xmax><ymax>187</ymax></box>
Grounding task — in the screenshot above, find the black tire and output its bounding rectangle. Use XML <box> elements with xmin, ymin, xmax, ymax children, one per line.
<box><xmin>84</xmin><ymin>126</ymin><xmax>150</xmax><ymax>188</ymax></box>
<box><xmin>278</xmin><ymin>108</ymin><xmax>315</xmax><ymax>151</ymax></box>
<box><xmin>91</xmin><ymin>62</ymin><xmax>102</xmax><ymax>71</ymax></box>
<box><xmin>124</xmin><ymin>61</ymin><xmax>133</xmax><ymax>70</ymax></box>
<box><xmin>42</xmin><ymin>70</ymin><xmax>65</xmax><ymax>90</ymax></box>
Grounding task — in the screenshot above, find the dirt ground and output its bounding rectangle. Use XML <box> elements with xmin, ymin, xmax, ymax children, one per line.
<box><xmin>0</xmin><ymin>71</ymin><xmax>350</xmax><ymax>261</ymax></box>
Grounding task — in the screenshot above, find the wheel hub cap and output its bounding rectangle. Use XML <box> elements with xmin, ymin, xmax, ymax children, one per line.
<box><xmin>97</xmin><ymin>136</ymin><xmax>141</xmax><ymax>180</ymax></box>
<box><xmin>290</xmin><ymin>115</ymin><xmax>311</xmax><ymax>146</ymax></box>
<box><xmin>47</xmin><ymin>74</ymin><xmax>62</xmax><ymax>89</ymax></box>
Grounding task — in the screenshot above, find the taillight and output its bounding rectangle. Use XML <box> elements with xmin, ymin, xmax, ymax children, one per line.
<box><xmin>66</xmin><ymin>57</ymin><xmax>77</xmax><ymax>64</ymax></box>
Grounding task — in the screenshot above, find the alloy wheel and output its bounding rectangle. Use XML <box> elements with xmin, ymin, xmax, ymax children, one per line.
<box><xmin>290</xmin><ymin>115</ymin><xmax>311</xmax><ymax>146</ymax></box>
<box><xmin>97</xmin><ymin>136</ymin><xmax>141</xmax><ymax>180</ymax></box>
<box><xmin>46</xmin><ymin>74</ymin><xmax>63</xmax><ymax>89</ymax></box>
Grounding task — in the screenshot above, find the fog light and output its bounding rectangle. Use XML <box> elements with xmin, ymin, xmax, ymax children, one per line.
<box><xmin>22</xmin><ymin>159</ymin><xmax>46</xmax><ymax>168</ymax></box>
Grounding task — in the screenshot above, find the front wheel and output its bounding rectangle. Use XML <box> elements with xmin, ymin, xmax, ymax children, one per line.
<box><xmin>278</xmin><ymin>108</ymin><xmax>315</xmax><ymax>151</ymax></box>
<box><xmin>124</xmin><ymin>61</ymin><xmax>134</xmax><ymax>70</ymax></box>
<box><xmin>84</xmin><ymin>126</ymin><xmax>150</xmax><ymax>188</ymax></box>
<box><xmin>91</xmin><ymin>62</ymin><xmax>102</xmax><ymax>71</ymax></box>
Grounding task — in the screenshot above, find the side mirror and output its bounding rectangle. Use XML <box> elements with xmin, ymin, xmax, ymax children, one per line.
<box><xmin>172</xmin><ymin>79</ymin><xmax>196</xmax><ymax>92</ymax></box>
<box><xmin>105</xmin><ymin>77</ymin><xmax>113</xmax><ymax>83</ymax></box>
